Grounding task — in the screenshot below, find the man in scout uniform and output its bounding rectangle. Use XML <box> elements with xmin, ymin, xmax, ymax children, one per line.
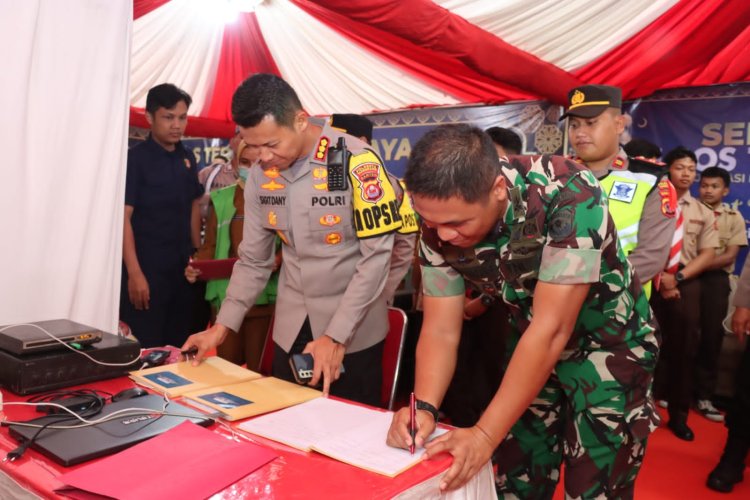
<box><xmin>652</xmin><ymin>146</ymin><xmax>719</xmax><ymax>441</ymax></box>
<box><xmin>182</xmin><ymin>74</ymin><xmax>416</xmax><ymax>405</ymax></box>
<box><xmin>386</xmin><ymin>124</ymin><xmax>659</xmax><ymax>498</ymax></box>
<box><xmin>696</xmin><ymin>166</ymin><xmax>748</xmax><ymax>422</ymax></box>
<box><xmin>563</xmin><ymin>84</ymin><xmax>676</xmax><ymax>296</ymax></box>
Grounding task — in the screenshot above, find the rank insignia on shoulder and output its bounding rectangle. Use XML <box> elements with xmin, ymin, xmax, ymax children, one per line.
<box><xmin>320</xmin><ymin>214</ymin><xmax>341</xmax><ymax>227</ymax></box>
<box><xmin>268</xmin><ymin>211</ymin><xmax>277</xmax><ymax>226</ymax></box>
<box><xmin>657</xmin><ymin>179</ymin><xmax>677</xmax><ymax>218</ymax></box>
<box><xmin>325</xmin><ymin>232</ymin><xmax>342</xmax><ymax>245</ymax></box>
<box><xmin>315</xmin><ymin>136</ymin><xmax>330</xmax><ymax>162</ymax></box>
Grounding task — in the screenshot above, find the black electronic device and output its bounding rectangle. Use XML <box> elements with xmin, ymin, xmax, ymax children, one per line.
<box><xmin>7</xmin><ymin>395</ymin><xmax>213</xmax><ymax>466</ymax></box>
<box><xmin>326</xmin><ymin>137</ymin><xmax>350</xmax><ymax>191</ymax></box>
<box><xmin>112</xmin><ymin>387</ymin><xmax>149</xmax><ymax>402</ymax></box>
<box><xmin>289</xmin><ymin>353</ymin><xmax>344</xmax><ymax>385</ymax></box>
<box><xmin>0</xmin><ymin>319</ymin><xmax>103</xmax><ymax>355</ymax></box>
<box><xmin>0</xmin><ymin>332</ymin><xmax>141</xmax><ymax>395</ymax></box>
<box><xmin>141</xmin><ymin>349</ymin><xmax>170</xmax><ymax>368</ymax></box>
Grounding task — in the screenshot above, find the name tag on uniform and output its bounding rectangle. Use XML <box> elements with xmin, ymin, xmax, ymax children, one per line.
<box><xmin>609</xmin><ymin>181</ymin><xmax>637</xmax><ymax>203</ymax></box>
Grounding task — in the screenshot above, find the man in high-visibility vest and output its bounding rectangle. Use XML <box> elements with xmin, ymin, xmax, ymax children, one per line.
<box><xmin>562</xmin><ymin>85</ymin><xmax>677</xmax><ymax>297</ymax></box>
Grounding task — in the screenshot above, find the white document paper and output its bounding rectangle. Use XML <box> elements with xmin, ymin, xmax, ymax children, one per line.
<box><xmin>237</xmin><ymin>397</ymin><xmax>448</xmax><ymax>477</ymax></box>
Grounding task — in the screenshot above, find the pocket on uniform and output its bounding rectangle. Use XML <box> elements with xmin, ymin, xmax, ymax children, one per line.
<box><xmin>308</xmin><ymin>208</ymin><xmax>354</xmax><ymax>248</ymax></box>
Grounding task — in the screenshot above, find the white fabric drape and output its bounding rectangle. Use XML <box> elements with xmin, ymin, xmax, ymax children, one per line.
<box><xmin>255</xmin><ymin>0</ymin><xmax>460</xmax><ymax>114</ymax></box>
<box><xmin>131</xmin><ymin>0</ymin><xmax>224</xmax><ymax>115</ymax></box>
<box><xmin>434</xmin><ymin>0</ymin><xmax>679</xmax><ymax>71</ymax></box>
<box><xmin>0</xmin><ymin>0</ymin><xmax>131</xmax><ymax>333</ymax></box>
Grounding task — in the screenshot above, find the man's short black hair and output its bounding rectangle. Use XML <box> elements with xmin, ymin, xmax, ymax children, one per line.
<box><xmin>624</xmin><ymin>138</ymin><xmax>662</xmax><ymax>160</ymax></box>
<box><xmin>701</xmin><ymin>166</ymin><xmax>730</xmax><ymax>187</ymax></box>
<box><xmin>145</xmin><ymin>83</ymin><xmax>192</xmax><ymax>114</ymax></box>
<box><xmin>231</xmin><ymin>73</ymin><xmax>303</xmax><ymax>128</ymax></box>
<box><xmin>663</xmin><ymin>146</ymin><xmax>697</xmax><ymax>167</ymax></box>
<box><xmin>485</xmin><ymin>127</ymin><xmax>523</xmax><ymax>155</ymax></box>
<box><xmin>405</xmin><ymin>124</ymin><xmax>501</xmax><ymax>203</ymax></box>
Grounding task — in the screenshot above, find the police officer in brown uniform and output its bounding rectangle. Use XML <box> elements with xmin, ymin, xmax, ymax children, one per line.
<box><xmin>182</xmin><ymin>75</ymin><xmax>416</xmax><ymax>405</ymax></box>
<box><xmin>564</xmin><ymin>85</ymin><xmax>676</xmax><ymax>294</ymax></box>
<box><xmin>653</xmin><ymin>146</ymin><xmax>719</xmax><ymax>440</ymax></box>
<box><xmin>695</xmin><ymin>166</ymin><xmax>748</xmax><ymax>421</ymax></box>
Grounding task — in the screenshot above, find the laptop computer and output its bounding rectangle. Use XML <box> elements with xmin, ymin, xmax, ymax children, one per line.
<box><xmin>0</xmin><ymin>319</ymin><xmax>103</xmax><ymax>355</ymax></box>
<box><xmin>8</xmin><ymin>395</ymin><xmax>214</xmax><ymax>466</ymax></box>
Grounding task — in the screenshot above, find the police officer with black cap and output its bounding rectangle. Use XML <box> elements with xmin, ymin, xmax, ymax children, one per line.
<box><xmin>562</xmin><ymin>84</ymin><xmax>676</xmax><ymax>297</ymax></box>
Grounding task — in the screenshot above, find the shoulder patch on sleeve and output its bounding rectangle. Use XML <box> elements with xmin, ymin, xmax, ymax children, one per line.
<box><xmin>348</xmin><ymin>150</ymin><xmax>403</xmax><ymax>238</ymax></box>
<box><xmin>397</xmin><ymin>181</ymin><xmax>419</xmax><ymax>234</ymax></box>
<box><xmin>657</xmin><ymin>178</ymin><xmax>677</xmax><ymax>218</ymax></box>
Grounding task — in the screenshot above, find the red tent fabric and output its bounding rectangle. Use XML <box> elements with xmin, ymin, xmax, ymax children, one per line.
<box><xmin>131</xmin><ymin>0</ymin><xmax>750</xmax><ymax>138</ymax></box>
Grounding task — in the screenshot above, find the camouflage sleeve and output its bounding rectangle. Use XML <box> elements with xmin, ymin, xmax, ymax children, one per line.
<box><xmin>538</xmin><ymin>168</ymin><xmax>605</xmax><ymax>284</ymax></box>
<box><xmin>419</xmin><ymin>227</ymin><xmax>465</xmax><ymax>297</ymax></box>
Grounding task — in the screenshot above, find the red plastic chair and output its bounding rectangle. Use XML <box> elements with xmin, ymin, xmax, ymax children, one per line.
<box><xmin>382</xmin><ymin>307</ymin><xmax>408</xmax><ymax>410</ymax></box>
<box><xmin>258</xmin><ymin>307</ymin><xmax>408</xmax><ymax>411</ymax></box>
<box><xmin>259</xmin><ymin>316</ymin><xmax>275</xmax><ymax>376</ymax></box>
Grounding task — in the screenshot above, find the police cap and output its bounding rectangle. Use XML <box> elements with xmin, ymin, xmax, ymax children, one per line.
<box><xmin>560</xmin><ymin>84</ymin><xmax>622</xmax><ymax>120</ymax></box>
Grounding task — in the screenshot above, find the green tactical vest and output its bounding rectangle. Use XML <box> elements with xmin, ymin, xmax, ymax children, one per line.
<box><xmin>204</xmin><ymin>184</ymin><xmax>278</xmax><ymax>309</ymax></box>
<box><xmin>599</xmin><ymin>170</ymin><xmax>658</xmax><ymax>297</ymax></box>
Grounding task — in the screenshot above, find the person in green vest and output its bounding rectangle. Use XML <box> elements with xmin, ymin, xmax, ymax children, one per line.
<box><xmin>562</xmin><ymin>84</ymin><xmax>677</xmax><ymax>297</ymax></box>
<box><xmin>185</xmin><ymin>140</ymin><xmax>280</xmax><ymax>370</ymax></box>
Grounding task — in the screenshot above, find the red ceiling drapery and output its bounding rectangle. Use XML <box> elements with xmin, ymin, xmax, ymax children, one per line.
<box><xmin>130</xmin><ymin>0</ymin><xmax>750</xmax><ymax>138</ymax></box>
<box><xmin>574</xmin><ymin>0</ymin><xmax>750</xmax><ymax>98</ymax></box>
<box><xmin>294</xmin><ymin>0</ymin><xmax>582</xmax><ymax>105</ymax></box>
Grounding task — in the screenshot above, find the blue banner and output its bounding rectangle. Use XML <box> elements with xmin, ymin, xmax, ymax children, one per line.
<box><xmin>369</xmin><ymin>102</ymin><xmax>565</xmax><ymax>178</ymax></box>
<box><xmin>624</xmin><ymin>83</ymin><xmax>750</xmax><ymax>272</ymax></box>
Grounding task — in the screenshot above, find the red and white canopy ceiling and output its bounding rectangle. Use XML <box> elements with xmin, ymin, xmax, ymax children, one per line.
<box><xmin>130</xmin><ymin>0</ymin><xmax>750</xmax><ymax>138</ymax></box>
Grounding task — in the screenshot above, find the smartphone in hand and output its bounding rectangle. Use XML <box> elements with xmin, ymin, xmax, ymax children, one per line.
<box><xmin>289</xmin><ymin>353</ymin><xmax>344</xmax><ymax>385</ymax></box>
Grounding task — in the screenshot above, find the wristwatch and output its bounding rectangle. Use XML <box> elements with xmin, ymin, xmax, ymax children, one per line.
<box><xmin>675</xmin><ymin>271</ymin><xmax>685</xmax><ymax>283</ymax></box>
<box><xmin>415</xmin><ymin>399</ymin><xmax>439</xmax><ymax>422</ymax></box>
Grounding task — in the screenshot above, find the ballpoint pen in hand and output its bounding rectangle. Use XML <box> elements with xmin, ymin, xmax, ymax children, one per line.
<box><xmin>409</xmin><ymin>392</ymin><xmax>416</xmax><ymax>455</ymax></box>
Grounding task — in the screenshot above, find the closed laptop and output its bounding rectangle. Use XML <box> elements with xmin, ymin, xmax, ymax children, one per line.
<box><xmin>8</xmin><ymin>395</ymin><xmax>213</xmax><ymax>466</ymax></box>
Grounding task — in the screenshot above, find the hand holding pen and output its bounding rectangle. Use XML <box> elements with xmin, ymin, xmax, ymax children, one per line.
<box><xmin>409</xmin><ymin>392</ymin><xmax>416</xmax><ymax>454</ymax></box>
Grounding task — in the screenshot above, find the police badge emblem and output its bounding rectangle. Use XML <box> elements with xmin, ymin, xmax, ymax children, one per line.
<box><xmin>351</xmin><ymin>162</ymin><xmax>384</xmax><ymax>203</ymax></box>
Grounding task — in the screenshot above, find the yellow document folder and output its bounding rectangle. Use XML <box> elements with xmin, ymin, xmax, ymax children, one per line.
<box><xmin>129</xmin><ymin>356</ymin><xmax>262</xmax><ymax>397</ymax></box>
<box><xmin>182</xmin><ymin>376</ymin><xmax>321</xmax><ymax>421</ymax></box>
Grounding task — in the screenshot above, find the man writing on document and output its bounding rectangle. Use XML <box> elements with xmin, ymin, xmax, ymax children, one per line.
<box><xmin>387</xmin><ymin>125</ymin><xmax>659</xmax><ymax>498</ymax></box>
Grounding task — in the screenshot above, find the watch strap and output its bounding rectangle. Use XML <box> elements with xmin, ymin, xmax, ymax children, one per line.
<box><xmin>415</xmin><ymin>399</ymin><xmax>439</xmax><ymax>422</ymax></box>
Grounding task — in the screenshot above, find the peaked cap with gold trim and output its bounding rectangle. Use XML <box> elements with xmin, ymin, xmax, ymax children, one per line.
<box><xmin>560</xmin><ymin>84</ymin><xmax>622</xmax><ymax>120</ymax></box>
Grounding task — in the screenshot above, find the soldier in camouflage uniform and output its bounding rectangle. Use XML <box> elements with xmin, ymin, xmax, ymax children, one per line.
<box><xmin>386</xmin><ymin>124</ymin><xmax>660</xmax><ymax>498</ymax></box>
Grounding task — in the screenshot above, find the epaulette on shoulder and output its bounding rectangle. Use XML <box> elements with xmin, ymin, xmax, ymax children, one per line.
<box><xmin>627</xmin><ymin>156</ymin><xmax>668</xmax><ymax>175</ymax></box>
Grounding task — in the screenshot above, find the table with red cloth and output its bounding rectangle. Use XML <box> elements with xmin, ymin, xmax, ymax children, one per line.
<box><xmin>0</xmin><ymin>377</ymin><xmax>495</xmax><ymax>499</ymax></box>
